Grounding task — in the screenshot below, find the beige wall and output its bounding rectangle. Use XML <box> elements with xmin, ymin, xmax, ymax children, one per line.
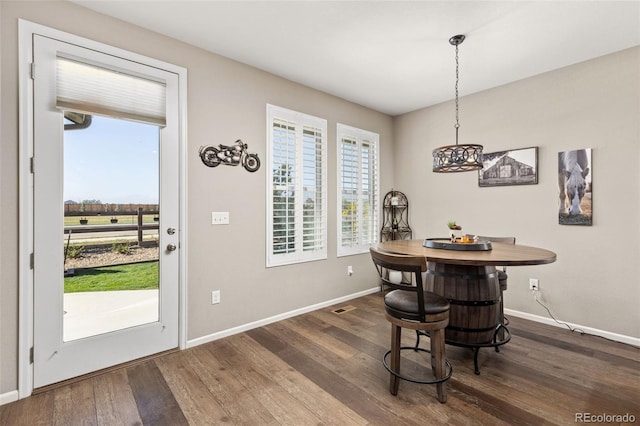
<box><xmin>0</xmin><ymin>1</ymin><xmax>392</xmax><ymax>394</ymax></box>
<box><xmin>2</xmin><ymin>0</ymin><xmax>639</xmax><ymax>398</ymax></box>
<box><xmin>393</xmin><ymin>46</ymin><xmax>640</xmax><ymax>339</ymax></box>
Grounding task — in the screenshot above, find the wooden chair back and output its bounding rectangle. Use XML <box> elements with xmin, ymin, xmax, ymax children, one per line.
<box><xmin>477</xmin><ymin>236</ymin><xmax>515</xmax><ymax>245</ymax></box>
<box><xmin>370</xmin><ymin>247</ymin><xmax>430</xmax><ymax>316</ymax></box>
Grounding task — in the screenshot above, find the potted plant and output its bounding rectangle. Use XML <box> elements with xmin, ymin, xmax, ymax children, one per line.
<box><xmin>110</xmin><ymin>217</ymin><xmax>118</xmax><ymax>223</ymax></box>
<box><xmin>79</xmin><ymin>217</ymin><xmax>88</xmax><ymax>225</ymax></box>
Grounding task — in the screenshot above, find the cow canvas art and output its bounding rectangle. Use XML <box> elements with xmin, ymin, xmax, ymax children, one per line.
<box><xmin>558</xmin><ymin>148</ymin><xmax>592</xmax><ymax>225</ymax></box>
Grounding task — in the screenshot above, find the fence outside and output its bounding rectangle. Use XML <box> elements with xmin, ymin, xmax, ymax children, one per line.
<box><xmin>64</xmin><ymin>203</ymin><xmax>159</xmax><ymax>216</ymax></box>
<box><xmin>64</xmin><ymin>207</ymin><xmax>159</xmax><ymax>246</ymax></box>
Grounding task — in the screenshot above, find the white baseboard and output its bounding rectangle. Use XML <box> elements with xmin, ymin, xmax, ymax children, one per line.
<box><xmin>1</xmin><ymin>390</ymin><xmax>19</xmax><ymax>406</ymax></box>
<box><xmin>187</xmin><ymin>287</ymin><xmax>380</xmax><ymax>349</ymax></box>
<box><xmin>505</xmin><ymin>308</ymin><xmax>640</xmax><ymax>347</ymax></box>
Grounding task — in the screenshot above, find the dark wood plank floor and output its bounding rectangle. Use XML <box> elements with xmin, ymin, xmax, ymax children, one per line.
<box><xmin>2</xmin><ymin>292</ymin><xmax>639</xmax><ymax>425</ymax></box>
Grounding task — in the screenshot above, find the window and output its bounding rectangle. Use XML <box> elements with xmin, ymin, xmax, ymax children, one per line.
<box><xmin>266</xmin><ymin>105</ymin><xmax>327</xmax><ymax>267</ymax></box>
<box><xmin>337</xmin><ymin>124</ymin><xmax>379</xmax><ymax>256</ymax></box>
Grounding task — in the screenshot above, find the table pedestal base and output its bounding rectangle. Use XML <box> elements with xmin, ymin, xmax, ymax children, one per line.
<box><xmin>423</xmin><ymin>261</ymin><xmax>511</xmax><ymax>374</ymax></box>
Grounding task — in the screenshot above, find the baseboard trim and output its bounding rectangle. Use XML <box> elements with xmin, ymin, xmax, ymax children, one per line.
<box><xmin>187</xmin><ymin>287</ymin><xmax>380</xmax><ymax>348</ymax></box>
<box><xmin>505</xmin><ymin>308</ymin><xmax>640</xmax><ymax>347</ymax></box>
<box><xmin>0</xmin><ymin>390</ymin><xmax>19</xmax><ymax>406</ymax></box>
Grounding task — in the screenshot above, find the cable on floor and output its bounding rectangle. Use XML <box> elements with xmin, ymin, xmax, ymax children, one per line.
<box><xmin>532</xmin><ymin>290</ymin><xmax>585</xmax><ymax>334</ymax></box>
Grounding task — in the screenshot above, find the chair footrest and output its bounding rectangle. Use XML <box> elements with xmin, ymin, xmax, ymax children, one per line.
<box><xmin>383</xmin><ymin>347</ymin><xmax>453</xmax><ymax>385</ymax></box>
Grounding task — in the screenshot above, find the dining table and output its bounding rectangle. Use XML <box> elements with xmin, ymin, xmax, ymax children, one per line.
<box><xmin>377</xmin><ymin>238</ymin><xmax>557</xmax><ymax>374</ymax></box>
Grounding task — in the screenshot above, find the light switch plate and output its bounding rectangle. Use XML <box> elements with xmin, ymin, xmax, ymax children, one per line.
<box><xmin>212</xmin><ymin>212</ymin><xmax>229</xmax><ymax>225</ymax></box>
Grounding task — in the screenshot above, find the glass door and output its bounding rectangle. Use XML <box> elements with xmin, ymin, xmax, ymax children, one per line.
<box><xmin>32</xmin><ymin>34</ymin><xmax>180</xmax><ymax>388</ymax></box>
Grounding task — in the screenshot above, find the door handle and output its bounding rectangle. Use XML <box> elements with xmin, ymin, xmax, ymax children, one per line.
<box><xmin>166</xmin><ymin>243</ymin><xmax>177</xmax><ymax>252</ymax></box>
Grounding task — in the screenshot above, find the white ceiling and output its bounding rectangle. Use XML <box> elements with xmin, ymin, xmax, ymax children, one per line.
<box><xmin>73</xmin><ymin>1</ymin><xmax>640</xmax><ymax>116</ymax></box>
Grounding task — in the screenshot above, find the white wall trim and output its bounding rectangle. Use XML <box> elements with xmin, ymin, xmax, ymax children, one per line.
<box><xmin>18</xmin><ymin>18</ymin><xmax>36</xmax><ymax>401</ymax></box>
<box><xmin>0</xmin><ymin>391</ymin><xmax>19</xmax><ymax>406</ymax></box>
<box><xmin>505</xmin><ymin>308</ymin><xmax>640</xmax><ymax>347</ymax></box>
<box><xmin>187</xmin><ymin>287</ymin><xmax>380</xmax><ymax>348</ymax></box>
<box><xmin>177</xmin><ymin>49</ymin><xmax>189</xmax><ymax>352</ymax></box>
<box><xmin>189</xmin><ymin>294</ymin><xmax>640</xmax><ymax>349</ymax></box>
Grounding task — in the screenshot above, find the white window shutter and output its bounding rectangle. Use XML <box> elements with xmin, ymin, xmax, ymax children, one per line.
<box><xmin>301</xmin><ymin>125</ymin><xmax>325</xmax><ymax>253</ymax></box>
<box><xmin>271</xmin><ymin>118</ymin><xmax>297</xmax><ymax>256</ymax></box>
<box><xmin>337</xmin><ymin>124</ymin><xmax>379</xmax><ymax>256</ymax></box>
<box><xmin>340</xmin><ymin>136</ymin><xmax>359</xmax><ymax>248</ymax></box>
<box><xmin>267</xmin><ymin>105</ymin><xmax>327</xmax><ymax>267</ymax></box>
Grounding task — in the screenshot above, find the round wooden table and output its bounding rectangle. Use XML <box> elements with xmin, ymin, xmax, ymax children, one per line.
<box><xmin>377</xmin><ymin>239</ymin><xmax>556</xmax><ymax>374</ymax></box>
<box><xmin>378</xmin><ymin>239</ymin><xmax>556</xmax><ymax>267</ymax></box>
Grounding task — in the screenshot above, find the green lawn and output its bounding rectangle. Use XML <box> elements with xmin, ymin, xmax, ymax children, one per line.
<box><xmin>64</xmin><ymin>261</ymin><xmax>159</xmax><ymax>293</ymax></box>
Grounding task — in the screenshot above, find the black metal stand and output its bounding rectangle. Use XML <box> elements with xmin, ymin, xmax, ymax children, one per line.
<box><xmin>379</xmin><ymin>190</ymin><xmax>413</xmax><ymax>291</ymax></box>
<box><xmin>380</xmin><ymin>190</ymin><xmax>412</xmax><ymax>242</ymax></box>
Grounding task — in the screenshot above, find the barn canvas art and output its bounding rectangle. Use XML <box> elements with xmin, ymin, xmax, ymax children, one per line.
<box><xmin>478</xmin><ymin>147</ymin><xmax>538</xmax><ymax>187</ymax></box>
<box><xmin>558</xmin><ymin>148</ymin><xmax>592</xmax><ymax>226</ymax></box>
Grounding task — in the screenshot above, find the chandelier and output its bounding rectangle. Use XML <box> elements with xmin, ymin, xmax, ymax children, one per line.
<box><xmin>432</xmin><ymin>34</ymin><xmax>483</xmax><ymax>173</ymax></box>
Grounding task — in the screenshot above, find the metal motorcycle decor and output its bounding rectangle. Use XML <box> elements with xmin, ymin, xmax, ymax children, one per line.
<box><xmin>199</xmin><ymin>139</ymin><xmax>260</xmax><ymax>172</ymax></box>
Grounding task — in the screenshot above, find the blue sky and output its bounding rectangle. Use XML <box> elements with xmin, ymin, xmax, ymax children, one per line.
<box><xmin>64</xmin><ymin>115</ymin><xmax>159</xmax><ymax>204</ymax></box>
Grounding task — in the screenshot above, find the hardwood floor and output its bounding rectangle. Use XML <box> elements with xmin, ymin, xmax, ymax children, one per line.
<box><xmin>2</xmin><ymin>292</ymin><xmax>639</xmax><ymax>425</ymax></box>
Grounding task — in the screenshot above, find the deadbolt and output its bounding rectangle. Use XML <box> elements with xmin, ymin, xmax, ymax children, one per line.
<box><xmin>167</xmin><ymin>227</ymin><xmax>176</xmax><ymax>235</ymax></box>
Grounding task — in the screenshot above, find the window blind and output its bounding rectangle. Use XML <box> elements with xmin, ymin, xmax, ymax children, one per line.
<box><xmin>301</xmin><ymin>126</ymin><xmax>324</xmax><ymax>253</ymax></box>
<box><xmin>272</xmin><ymin>118</ymin><xmax>297</xmax><ymax>256</ymax></box>
<box><xmin>267</xmin><ymin>105</ymin><xmax>327</xmax><ymax>267</ymax></box>
<box><xmin>56</xmin><ymin>57</ymin><xmax>167</xmax><ymax>126</ymax></box>
<box><xmin>340</xmin><ymin>137</ymin><xmax>359</xmax><ymax>247</ymax></box>
<box><xmin>337</xmin><ymin>124</ymin><xmax>379</xmax><ymax>256</ymax></box>
<box><xmin>360</xmin><ymin>140</ymin><xmax>377</xmax><ymax>245</ymax></box>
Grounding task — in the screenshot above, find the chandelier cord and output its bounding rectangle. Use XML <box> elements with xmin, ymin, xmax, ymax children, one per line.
<box><xmin>454</xmin><ymin>43</ymin><xmax>460</xmax><ymax>145</ymax></box>
<box><xmin>432</xmin><ymin>33</ymin><xmax>483</xmax><ymax>173</ymax></box>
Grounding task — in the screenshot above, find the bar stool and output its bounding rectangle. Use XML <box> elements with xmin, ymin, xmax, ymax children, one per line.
<box><xmin>370</xmin><ymin>247</ymin><xmax>452</xmax><ymax>403</ymax></box>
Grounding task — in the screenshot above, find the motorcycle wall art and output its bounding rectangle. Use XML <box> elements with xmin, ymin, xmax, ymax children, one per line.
<box><xmin>199</xmin><ymin>139</ymin><xmax>260</xmax><ymax>172</ymax></box>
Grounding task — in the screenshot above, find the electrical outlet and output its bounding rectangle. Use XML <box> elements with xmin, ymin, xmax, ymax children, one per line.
<box><xmin>211</xmin><ymin>212</ymin><xmax>229</xmax><ymax>225</ymax></box>
<box><xmin>347</xmin><ymin>265</ymin><xmax>353</xmax><ymax>276</ymax></box>
<box><xmin>529</xmin><ymin>278</ymin><xmax>539</xmax><ymax>291</ymax></box>
<box><xmin>211</xmin><ymin>290</ymin><xmax>221</xmax><ymax>304</ymax></box>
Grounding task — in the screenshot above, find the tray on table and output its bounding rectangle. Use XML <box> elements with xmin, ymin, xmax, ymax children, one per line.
<box><xmin>423</xmin><ymin>238</ymin><xmax>492</xmax><ymax>251</ymax></box>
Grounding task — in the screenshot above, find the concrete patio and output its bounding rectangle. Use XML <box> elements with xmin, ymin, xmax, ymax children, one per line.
<box><xmin>63</xmin><ymin>289</ymin><xmax>159</xmax><ymax>341</ymax></box>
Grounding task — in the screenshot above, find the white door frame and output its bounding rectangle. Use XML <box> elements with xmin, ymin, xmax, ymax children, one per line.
<box><xmin>18</xmin><ymin>19</ymin><xmax>188</xmax><ymax>398</ymax></box>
